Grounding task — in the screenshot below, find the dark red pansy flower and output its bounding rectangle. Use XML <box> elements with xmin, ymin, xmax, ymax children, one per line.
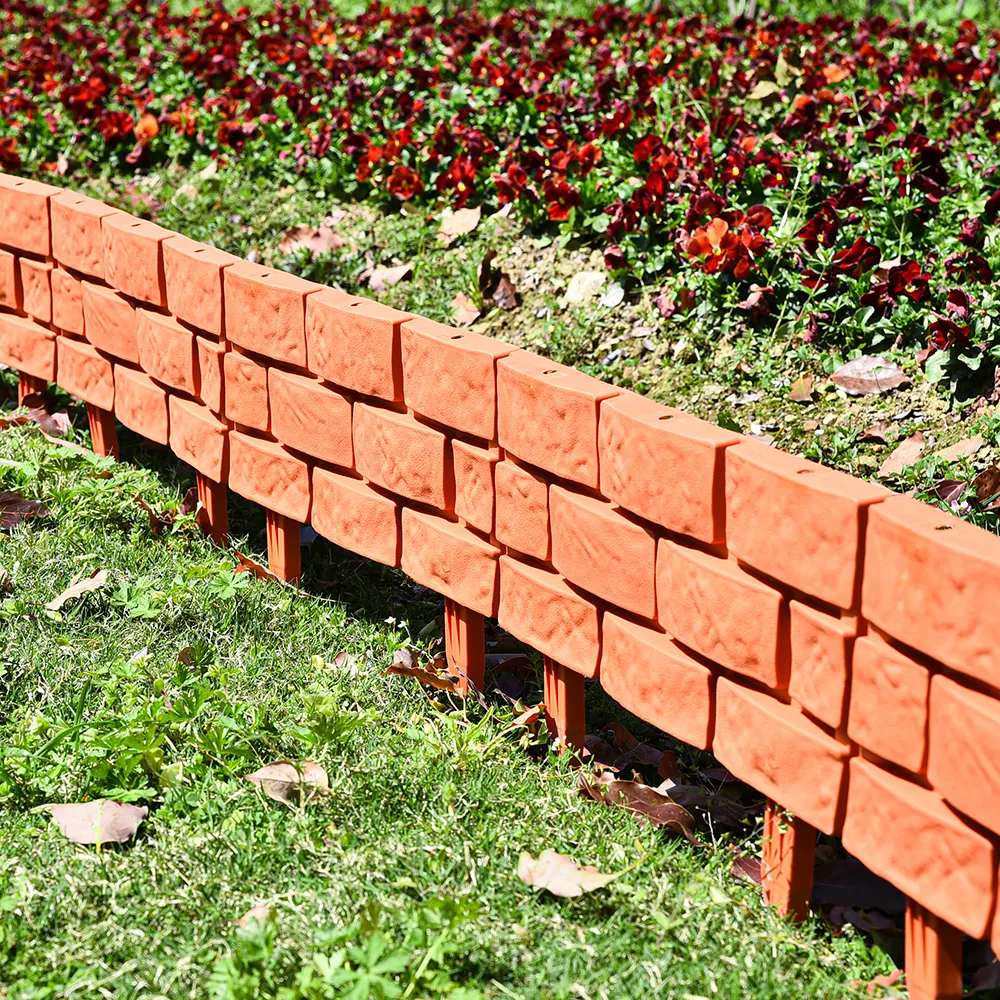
<box><xmin>959</xmin><ymin>217</ymin><xmax>983</xmax><ymax>247</ymax></box>
<box><xmin>543</xmin><ymin>178</ymin><xmax>580</xmax><ymax>221</ymax></box>
<box><xmin>886</xmin><ymin>260</ymin><xmax>931</xmax><ymax>303</ymax></box>
<box><xmin>0</xmin><ymin>137</ymin><xmax>21</xmax><ymax>171</ymax></box>
<box><xmin>944</xmin><ymin>250</ymin><xmax>993</xmax><ymax>283</ymax></box>
<box><xmin>832</xmin><ymin>237</ymin><xmax>881</xmax><ymax>279</ymax></box>
<box><xmin>386</xmin><ymin>164</ymin><xmax>423</xmax><ymax>200</ymax></box>
<box><xmin>946</xmin><ymin>288</ymin><xmax>971</xmax><ymax>320</ymax></box>
<box><xmin>928</xmin><ymin>316</ymin><xmax>971</xmax><ymax>351</ymax></box>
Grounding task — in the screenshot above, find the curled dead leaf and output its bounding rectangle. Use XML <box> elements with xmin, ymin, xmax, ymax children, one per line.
<box><xmin>386</xmin><ymin>648</ymin><xmax>460</xmax><ymax>694</ymax></box>
<box><xmin>0</xmin><ymin>491</ymin><xmax>50</xmax><ymax>530</ymax></box>
<box><xmin>517</xmin><ymin>849</ymin><xmax>615</xmax><ymax>898</ymax></box>
<box><xmin>278</xmin><ymin>223</ymin><xmax>345</xmax><ymax>256</ymax></box>
<box><xmin>451</xmin><ymin>291</ymin><xmax>481</xmax><ymax>327</ymax></box>
<box><xmin>861</xmin><ymin>420</ymin><xmax>892</xmax><ymax>443</ymax></box>
<box><xmin>579</xmin><ymin>771</ymin><xmax>699</xmax><ymax>845</ymax></box>
<box><xmin>233</xmin><ymin>550</ymin><xmax>280</xmax><ymax>582</ymax></box>
<box><xmin>973</xmin><ymin>466</ymin><xmax>1000</xmax><ymax>508</ymax></box>
<box><xmin>831</xmin><ymin>356</ymin><xmax>911</xmax><ymax>396</ymax></box>
<box><xmin>438</xmin><ymin>205</ymin><xmax>481</xmax><ymax>242</ymax></box>
<box><xmin>491</xmin><ymin>274</ymin><xmax>518</xmax><ymax>311</ymax></box>
<box><xmin>365</xmin><ymin>262</ymin><xmax>413</xmax><ymax>293</ymax></box>
<box><xmin>46</xmin><ymin>799</ymin><xmax>147</xmax><ymax>845</ymax></box>
<box><xmin>244</xmin><ymin>760</ymin><xmax>329</xmax><ymax>807</ymax></box>
<box><xmin>45</xmin><ymin>569</ymin><xmax>108</xmax><ymax>610</ymax></box>
<box><xmin>878</xmin><ymin>431</ymin><xmax>925</xmax><ymax>477</ymax></box>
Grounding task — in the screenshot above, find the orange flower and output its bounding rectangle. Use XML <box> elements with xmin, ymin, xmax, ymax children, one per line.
<box><xmin>135</xmin><ymin>113</ymin><xmax>159</xmax><ymax>145</ymax></box>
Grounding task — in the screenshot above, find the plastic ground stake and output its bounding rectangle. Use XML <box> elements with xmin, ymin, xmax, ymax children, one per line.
<box><xmin>266</xmin><ymin>509</ymin><xmax>301</xmax><ymax>583</ymax></box>
<box><xmin>85</xmin><ymin>403</ymin><xmax>119</xmax><ymax>459</ymax></box>
<box><xmin>761</xmin><ymin>799</ymin><xmax>816</xmax><ymax>921</ymax></box>
<box><xmin>444</xmin><ymin>598</ymin><xmax>485</xmax><ymax>697</ymax></box>
<box><xmin>905</xmin><ymin>899</ymin><xmax>964</xmax><ymax>1000</ymax></box>
<box><xmin>543</xmin><ymin>656</ymin><xmax>586</xmax><ymax>750</ymax></box>
<box><xmin>196</xmin><ymin>472</ymin><xmax>228</xmax><ymax>545</ymax></box>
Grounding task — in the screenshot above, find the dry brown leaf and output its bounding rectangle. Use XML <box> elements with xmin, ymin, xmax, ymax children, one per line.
<box><xmin>386</xmin><ymin>647</ymin><xmax>460</xmax><ymax>694</ymax></box>
<box><xmin>861</xmin><ymin>420</ymin><xmax>892</xmax><ymax>443</ymax></box>
<box><xmin>788</xmin><ymin>374</ymin><xmax>814</xmax><ymax>403</ymax></box>
<box><xmin>45</xmin><ymin>569</ymin><xmax>108</xmax><ymax>610</ymax></box>
<box><xmin>367</xmin><ymin>263</ymin><xmax>413</xmax><ymax>292</ymax></box>
<box><xmin>0</xmin><ymin>414</ymin><xmax>31</xmax><ymax>430</ymax></box>
<box><xmin>25</xmin><ymin>406</ymin><xmax>72</xmax><ymax>437</ymax></box>
<box><xmin>831</xmin><ymin>356</ymin><xmax>911</xmax><ymax>396</ymax></box>
<box><xmin>233</xmin><ymin>551</ymin><xmax>280</xmax><ymax>581</ymax></box>
<box><xmin>579</xmin><ymin>771</ymin><xmax>699</xmax><ymax>844</ymax></box>
<box><xmin>491</xmin><ymin>274</ymin><xmax>518</xmax><ymax>310</ymax></box>
<box><xmin>451</xmin><ymin>291</ymin><xmax>481</xmax><ymax>327</ymax></box>
<box><xmin>279</xmin><ymin>224</ymin><xmax>344</xmax><ymax>255</ymax></box>
<box><xmin>1</xmin><ymin>491</ymin><xmax>50</xmax><ymax>530</ymax></box>
<box><xmin>179</xmin><ymin>487</ymin><xmax>199</xmax><ymax>516</ymax></box>
<box><xmin>974</xmin><ymin>466</ymin><xmax>1000</xmax><ymax>508</ymax></box>
<box><xmin>932</xmin><ymin>435</ymin><xmax>984</xmax><ymax>463</ymax></box>
<box><xmin>239</xmin><ymin>904</ymin><xmax>272</xmax><ymax>926</ymax></box>
<box><xmin>878</xmin><ymin>431</ymin><xmax>925</xmax><ymax>477</ymax></box>
<box><xmin>438</xmin><ymin>205</ymin><xmax>481</xmax><ymax>242</ymax></box>
<box><xmin>133</xmin><ymin>495</ymin><xmax>172</xmax><ymax>534</ymax></box>
<box><xmin>244</xmin><ymin>760</ymin><xmax>329</xmax><ymax>807</ymax></box>
<box><xmin>517</xmin><ymin>849</ymin><xmax>615</xmax><ymax>898</ymax></box>
<box><xmin>730</xmin><ymin>852</ymin><xmax>763</xmax><ymax>885</ymax></box>
<box><xmin>46</xmin><ymin>800</ymin><xmax>147</xmax><ymax>845</ymax></box>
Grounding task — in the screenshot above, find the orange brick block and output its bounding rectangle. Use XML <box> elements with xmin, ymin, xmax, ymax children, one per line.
<box><xmin>451</xmin><ymin>439</ymin><xmax>499</xmax><ymax>534</ymax></box>
<box><xmin>726</xmin><ymin>441</ymin><xmax>886</xmax><ymax>609</ymax></box>
<box><xmin>51</xmin><ymin>268</ymin><xmax>83</xmax><ymax>334</ymax></box>
<box><xmin>847</xmin><ymin>634</ymin><xmax>929</xmax><ymax>775</ymax></box>
<box><xmin>224</xmin><ymin>260</ymin><xmax>317</xmax><ymax>366</ymax></box>
<box><xmin>863</xmin><ymin>495</ymin><xmax>1000</xmax><ymax>687</ymax></box>
<box><xmin>842</xmin><ymin>757</ymin><xmax>995</xmax><ymax>939</ymax></box>
<box><xmin>353</xmin><ymin>402</ymin><xmax>453</xmax><ymax>509</ymax></box>
<box><xmin>498</xmin><ymin>555</ymin><xmax>601</xmax><ymax>678</ymax></box>
<box><xmin>168</xmin><ymin>396</ymin><xmax>228</xmax><ymax>482</ymax></box>
<box><xmin>0</xmin><ymin>314</ymin><xmax>56</xmax><ymax>382</ymax></box>
<box><xmin>497</xmin><ymin>351</ymin><xmax>619</xmax><ymax>488</ymax></box>
<box><xmin>50</xmin><ymin>191</ymin><xmax>121</xmax><ymax>279</ymax></box>
<box><xmin>311</xmin><ymin>467</ymin><xmax>401</xmax><ymax>567</ymax></box>
<box><xmin>269</xmin><ymin>369</ymin><xmax>353</xmax><ymax>469</ymax></box>
<box><xmin>787</xmin><ymin>601</ymin><xmax>856</xmax><ymax>730</ymax></box>
<box><xmin>162</xmin><ymin>235</ymin><xmax>239</xmax><ymax>337</ymax></box>
<box><xmin>306</xmin><ymin>290</ymin><xmax>406</xmax><ymax>401</ymax></box>
<box><xmin>102</xmin><ymin>214</ymin><xmax>172</xmax><ymax>306</ymax></box>
<box><xmin>550</xmin><ymin>483</ymin><xmax>657</xmax><ymax>620</ymax></box>
<box><xmin>599</xmin><ymin>392</ymin><xmax>740</xmax><ymax>544</ymax></box>
<box><xmin>401</xmin><ymin>316</ymin><xmax>516</xmax><ymax>439</ymax></box>
<box><xmin>196</xmin><ymin>335</ymin><xmax>226</xmax><ymax>414</ymax></box>
<box><xmin>713</xmin><ymin>678</ymin><xmax>850</xmax><ymax>835</ymax></box>
<box><xmin>81</xmin><ymin>281</ymin><xmax>138</xmax><ymax>364</ymax></box>
<box><xmin>601</xmin><ymin>612</ymin><xmax>714</xmax><ymax>750</ymax></box>
<box><xmin>229</xmin><ymin>431</ymin><xmax>311</xmax><ymax>522</ymax></box>
<box><xmin>224</xmin><ymin>350</ymin><xmax>269</xmax><ymax>432</ymax></box>
<box><xmin>0</xmin><ymin>248</ymin><xmax>20</xmax><ymax>311</ymax></box>
<box><xmin>55</xmin><ymin>335</ymin><xmax>114</xmax><ymax>409</ymax></box>
<box><xmin>114</xmin><ymin>366</ymin><xmax>169</xmax><ymax>445</ymax></box>
<box><xmin>0</xmin><ymin>173</ymin><xmax>58</xmax><ymax>255</ymax></box>
<box><xmin>401</xmin><ymin>508</ymin><xmax>501</xmax><ymax>617</ymax></box>
<box><xmin>928</xmin><ymin>674</ymin><xmax>1000</xmax><ymax>836</ymax></box>
<box><xmin>19</xmin><ymin>258</ymin><xmax>52</xmax><ymax>323</ymax></box>
<box><xmin>657</xmin><ymin>540</ymin><xmax>787</xmax><ymax>688</ymax></box>
<box><xmin>494</xmin><ymin>459</ymin><xmax>550</xmax><ymax>560</ymax></box>
<box><xmin>137</xmin><ymin>308</ymin><xmax>198</xmax><ymax>395</ymax></box>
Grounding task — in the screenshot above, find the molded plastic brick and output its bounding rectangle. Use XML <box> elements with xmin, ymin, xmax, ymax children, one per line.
<box><xmin>928</xmin><ymin>674</ymin><xmax>1000</xmax><ymax>835</ymax></box>
<box><xmin>599</xmin><ymin>392</ymin><xmax>741</xmax><ymax>544</ymax></box>
<box><xmin>81</xmin><ymin>282</ymin><xmax>138</xmax><ymax>364</ymax></box>
<box><xmin>451</xmin><ymin>440</ymin><xmax>499</xmax><ymax>535</ymax></box>
<box><xmin>50</xmin><ymin>191</ymin><xmax>121</xmax><ymax>279</ymax></box>
<box><xmin>228</xmin><ymin>431</ymin><xmax>311</xmax><ymax>523</ymax></box>
<box><xmin>55</xmin><ymin>336</ymin><xmax>113</xmax><ymax>410</ymax></box>
<box><xmin>196</xmin><ymin>336</ymin><xmax>226</xmax><ymax>414</ymax></box>
<box><xmin>788</xmin><ymin>601</ymin><xmax>856</xmax><ymax>730</ymax></box>
<box><xmin>224</xmin><ymin>351</ymin><xmax>269</xmax><ymax>432</ymax></box>
<box><xmin>847</xmin><ymin>634</ymin><xmax>929</xmax><ymax>775</ymax></box>
<box><xmin>726</xmin><ymin>441</ymin><xmax>886</xmax><ymax>609</ymax></box>
<box><xmin>0</xmin><ymin>173</ymin><xmax>58</xmax><ymax>255</ymax></box>
<box><xmin>353</xmin><ymin>402</ymin><xmax>453</xmax><ymax>509</ymax></box>
<box><xmin>657</xmin><ymin>540</ymin><xmax>787</xmax><ymax>688</ymax></box>
<box><xmin>401</xmin><ymin>508</ymin><xmax>501</xmax><ymax>617</ymax></box>
<box><xmin>494</xmin><ymin>459</ymin><xmax>550</xmax><ymax>560</ymax></box>
<box><xmin>51</xmin><ymin>268</ymin><xmax>83</xmax><ymax>334</ymax></box>
<box><xmin>713</xmin><ymin>677</ymin><xmax>851</xmax><ymax>835</ymax></box>
<box><xmin>162</xmin><ymin>235</ymin><xmax>239</xmax><ymax>337</ymax></box>
<box><xmin>550</xmin><ymin>483</ymin><xmax>657</xmax><ymax>620</ymax></box>
<box><xmin>0</xmin><ymin>314</ymin><xmax>56</xmax><ymax>382</ymax></box>
<box><xmin>0</xmin><ymin>248</ymin><xmax>20</xmax><ymax>311</ymax></box>
<box><xmin>137</xmin><ymin>308</ymin><xmax>198</xmax><ymax>395</ymax></box>
<box><xmin>842</xmin><ymin>757</ymin><xmax>995</xmax><ymax>939</ymax></box>
<box><xmin>168</xmin><ymin>396</ymin><xmax>228</xmax><ymax>482</ymax></box>
<box><xmin>601</xmin><ymin>612</ymin><xmax>714</xmax><ymax>750</ymax></box>
<box><xmin>863</xmin><ymin>495</ymin><xmax>1000</xmax><ymax>687</ymax></box>
<box><xmin>224</xmin><ymin>260</ymin><xmax>317</xmax><ymax>366</ymax></box>
<box><xmin>400</xmin><ymin>316</ymin><xmax>517</xmax><ymax>440</ymax></box>
<box><xmin>19</xmin><ymin>258</ymin><xmax>52</xmax><ymax>323</ymax></box>
<box><xmin>113</xmin><ymin>366</ymin><xmax>169</xmax><ymax>446</ymax></box>
<box><xmin>497</xmin><ymin>555</ymin><xmax>600</xmax><ymax>678</ymax></box>
<box><xmin>102</xmin><ymin>214</ymin><xmax>172</xmax><ymax>306</ymax></box>
<box><xmin>306</xmin><ymin>290</ymin><xmax>407</xmax><ymax>401</ymax></box>
<box><xmin>269</xmin><ymin>369</ymin><xmax>353</xmax><ymax>469</ymax></box>
<box><xmin>311</xmin><ymin>467</ymin><xmax>401</xmax><ymax>567</ymax></box>
<box><xmin>497</xmin><ymin>351</ymin><xmax>620</xmax><ymax>488</ymax></box>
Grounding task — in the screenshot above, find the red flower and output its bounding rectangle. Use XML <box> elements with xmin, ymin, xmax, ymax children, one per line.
<box><xmin>928</xmin><ymin>317</ymin><xmax>970</xmax><ymax>351</ymax></box>
<box><xmin>0</xmin><ymin>137</ymin><xmax>21</xmax><ymax>171</ymax></box>
<box><xmin>135</xmin><ymin>113</ymin><xmax>159</xmax><ymax>145</ymax></box>
<box><xmin>831</xmin><ymin>237</ymin><xmax>881</xmax><ymax>279</ymax></box>
<box><xmin>386</xmin><ymin>164</ymin><xmax>423</xmax><ymax>201</ymax></box>
<box><xmin>886</xmin><ymin>260</ymin><xmax>931</xmax><ymax>303</ymax></box>
<box><xmin>543</xmin><ymin>178</ymin><xmax>580</xmax><ymax>221</ymax></box>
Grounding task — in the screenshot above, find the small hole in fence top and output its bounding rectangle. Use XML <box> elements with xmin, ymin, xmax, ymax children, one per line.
<box><xmin>130</xmin><ymin>222</ymin><xmax>142</xmax><ymax>228</ymax></box>
<box><xmin>260</xmin><ymin>272</ymin><xmax>271</xmax><ymax>278</ymax></box>
<box><xmin>542</xmin><ymin>368</ymin><xmax>558</xmax><ymax>375</ymax></box>
<box><xmin>796</xmin><ymin>469</ymin><xmax>815</xmax><ymax>474</ymax></box>
<box><xmin>13</xmin><ymin>180</ymin><xmax>24</xmax><ymax>187</ymax></box>
<box><xmin>657</xmin><ymin>414</ymin><xmax>675</xmax><ymax>421</ymax></box>
<box><xmin>935</xmin><ymin>524</ymin><xmax>954</xmax><ymax>531</ymax></box>
<box><xmin>450</xmin><ymin>334</ymin><xmax>463</xmax><ymax>340</ymax></box>
<box><xmin>193</xmin><ymin>248</ymin><xmax>206</xmax><ymax>254</ymax></box>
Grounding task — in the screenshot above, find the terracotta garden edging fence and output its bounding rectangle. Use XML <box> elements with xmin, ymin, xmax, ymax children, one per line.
<box><xmin>2</xmin><ymin>171</ymin><xmax>1000</xmax><ymax>998</ymax></box>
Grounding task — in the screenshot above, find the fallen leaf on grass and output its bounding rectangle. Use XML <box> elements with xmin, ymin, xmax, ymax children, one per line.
<box><xmin>386</xmin><ymin>648</ymin><xmax>460</xmax><ymax>694</ymax></box>
<box><xmin>973</xmin><ymin>466</ymin><xmax>1000</xmax><ymax>508</ymax></box>
<box><xmin>517</xmin><ymin>849</ymin><xmax>615</xmax><ymax>898</ymax></box>
<box><xmin>179</xmin><ymin>487</ymin><xmax>199</xmax><ymax>516</ymax></box>
<box><xmin>861</xmin><ymin>420</ymin><xmax>892</xmax><ymax>443</ymax></box>
<box><xmin>244</xmin><ymin>760</ymin><xmax>329</xmax><ymax>807</ymax></box>
<box><xmin>46</xmin><ymin>800</ymin><xmax>147</xmax><ymax>845</ymax></box>
<box><xmin>932</xmin><ymin>435</ymin><xmax>983</xmax><ymax>462</ymax></box>
<box><xmin>0</xmin><ymin>491</ymin><xmax>50</xmax><ymax>530</ymax></box>
<box><xmin>239</xmin><ymin>904</ymin><xmax>272</xmax><ymax>926</ymax></box>
<box><xmin>278</xmin><ymin>224</ymin><xmax>344</xmax><ymax>256</ymax></box>
<box><xmin>730</xmin><ymin>852</ymin><xmax>762</xmax><ymax>885</ymax></box>
<box><xmin>451</xmin><ymin>291</ymin><xmax>481</xmax><ymax>326</ymax></box>
<box><xmin>45</xmin><ymin>569</ymin><xmax>108</xmax><ymax>610</ymax></box>
<box><xmin>579</xmin><ymin>771</ymin><xmax>699</xmax><ymax>844</ymax></box>
<box><xmin>788</xmin><ymin>374</ymin><xmax>814</xmax><ymax>403</ymax></box>
<box><xmin>233</xmin><ymin>550</ymin><xmax>280</xmax><ymax>581</ymax></box>
<box><xmin>438</xmin><ymin>205</ymin><xmax>481</xmax><ymax>243</ymax></box>
<box><xmin>0</xmin><ymin>414</ymin><xmax>31</xmax><ymax>430</ymax></box>
<box><xmin>492</xmin><ymin>273</ymin><xmax>518</xmax><ymax>310</ymax></box>
<box><xmin>365</xmin><ymin>262</ymin><xmax>413</xmax><ymax>293</ymax></box>
<box><xmin>133</xmin><ymin>495</ymin><xmax>174</xmax><ymax>534</ymax></box>
<box><xmin>931</xmin><ymin>479</ymin><xmax>966</xmax><ymax>505</ymax></box>
<box><xmin>25</xmin><ymin>405</ymin><xmax>72</xmax><ymax>437</ymax></box>
<box><xmin>878</xmin><ymin>432</ymin><xmax>925</xmax><ymax>477</ymax></box>
<box><xmin>831</xmin><ymin>356</ymin><xmax>911</xmax><ymax>396</ymax></box>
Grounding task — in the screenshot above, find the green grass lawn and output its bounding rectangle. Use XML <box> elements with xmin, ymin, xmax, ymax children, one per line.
<box><xmin>0</xmin><ymin>385</ymin><xmax>897</xmax><ymax>999</ymax></box>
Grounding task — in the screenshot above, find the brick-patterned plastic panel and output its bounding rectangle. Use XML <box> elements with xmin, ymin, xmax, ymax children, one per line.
<box><xmin>3</xmin><ymin>174</ymin><xmax>998</xmax><ymax>943</ymax></box>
